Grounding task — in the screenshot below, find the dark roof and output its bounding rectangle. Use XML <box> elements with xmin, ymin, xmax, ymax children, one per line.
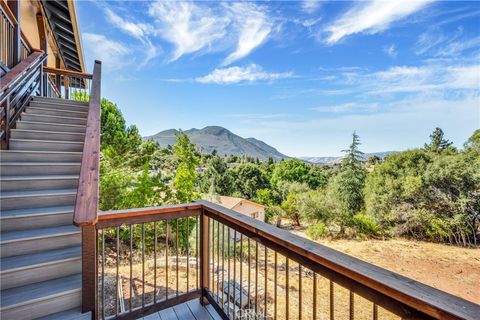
<box><xmin>40</xmin><ymin>0</ymin><xmax>84</xmax><ymax>72</ymax></box>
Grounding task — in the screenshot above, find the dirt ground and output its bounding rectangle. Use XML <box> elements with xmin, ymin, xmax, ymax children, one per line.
<box><xmin>291</xmin><ymin>230</ymin><xmax>480</xmax><ymax>305</ymax></box>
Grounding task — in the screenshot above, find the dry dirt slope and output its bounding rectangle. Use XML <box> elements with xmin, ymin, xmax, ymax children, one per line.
<box><xmin>291</xmin><ymin>234</ymin><xmax>480</xmax><ymax>304</ymax></box>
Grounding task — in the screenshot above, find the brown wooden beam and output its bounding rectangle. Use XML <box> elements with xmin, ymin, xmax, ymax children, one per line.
<box><xmin>36</xmin><ymin>13</ymin><xmax>48</xmax><ymax>53</ymax></box>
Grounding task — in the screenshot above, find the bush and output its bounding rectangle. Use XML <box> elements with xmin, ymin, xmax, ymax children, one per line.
<box><xmin>306</xmin><ymin>223</ymin><xmax>327</xmax><ymax>240</ymax></box>
<box><xmin>352</xmin><ymin>213</ymin><xmax>380</xmax><ymax>236</ymax></box>
<box><xmin>265</xmin><ymin>205</ymin><xmax>284</xmax><ymax>226</ymax></box>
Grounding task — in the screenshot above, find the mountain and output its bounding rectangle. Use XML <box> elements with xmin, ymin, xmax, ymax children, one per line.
<box><xmin>144</xmin><ymin>126</ymin><xmax>290</xmax><ymax>161</ymax></box>
<box><xmin>300</xmin><ymin>151</ymin><xmax>398</xmax><ymax>165</ymax></box>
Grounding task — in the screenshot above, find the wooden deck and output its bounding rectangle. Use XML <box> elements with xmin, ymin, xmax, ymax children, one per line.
<box><xmin>139</xmin><ymin>299</ymin><xmax>221</xmax><ymax>320</ymax></box>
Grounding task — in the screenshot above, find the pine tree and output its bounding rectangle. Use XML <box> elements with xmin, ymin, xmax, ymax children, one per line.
<box><xmin>425</xmin><ymin>127</ymin><xmax>453</xmax><ymax>153</ymax></box>
<box><xmin>341</xmin><ymin>131</ymin><xmax>364</xmax><ymax>168</ymax></box>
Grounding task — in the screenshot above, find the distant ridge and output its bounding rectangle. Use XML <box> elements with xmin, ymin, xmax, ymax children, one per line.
<box><xmin>144</xmin><ymin>126</ymin><xmax>290</xmax><ymax>161</ymax></box>
<box><xmin>300</xmin><ymin>151</ymin><xmax>398</xmax><ymax>165</ymax></box>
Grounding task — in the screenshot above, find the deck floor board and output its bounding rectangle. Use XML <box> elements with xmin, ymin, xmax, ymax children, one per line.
<box><xmin>142</xmin><ymin>299</ymin><xmax>219</xmax><ymax>320</ymax></box>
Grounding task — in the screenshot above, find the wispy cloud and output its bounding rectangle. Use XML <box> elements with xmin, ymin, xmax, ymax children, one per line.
<box><xmin>104</xmin><ymin>7</ymin><xmax>158</xmax><ymax>67</ymax></box>
<box><xmin>416</xmin><ymin>27</ymin><xmax>480</xmax><ymax>58</ymax></box>
<box><xmin>148</xmin><ymin>2</ymin><xmax>228</xmax><ymax>62</ymax></box>
<box><xmin>82</xmin><ymin>33</ymin><xmax>130</xmax><ymax>70</ymax></box>
<box><xmin>222</xmin><ymin>3</ymin><xmax>272</xmax><ymax>66</ymax></box>
<box><xmin>383</xmin><ymin>44</ymin><xmax>398</xmax><ymax>58</ymax></box>
<box><xmin>196</xmin><ymin>64</ymin><xmax>294</xmax><ymax>85</ymax></box>
<box><xmin>325</xmin><ymin>0</ymin><xmax>433</xmax><ymax>44</ymax></box>
<box><xmin>301</xmin><ymin>1</ymin><xmax>322</xmax><ymax>14</ymax></box>
<box><xmin>312</xmin><ymin>102</ymin><xmax>381</xmax><ymax>114</ymax></box>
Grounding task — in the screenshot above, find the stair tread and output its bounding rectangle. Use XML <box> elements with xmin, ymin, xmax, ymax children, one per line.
<box><xmin>11</xmin><ymin>129</ymin><xmax>86</xmax><ymax>136</ymax></box>
<box><xmin>1</xmin><ymin>246</ymin><xmax>81</xmax><ymax>272</ymax></box>
<box><xmin>1</xmin><ymin>225</ymin><xmax>79</xmax><ymax>243</ymax></box>
<box><xmin>27</xmin><ymin>107</ymin><xmax>88</xmax><ymax>116</ymax></box>
<box><xmin>8</xmin><ymin>139</ymin><xmax>84</xmax><ymax>145</ymax></box>
<box><xmin>17</xmin><ymin>120</ymin><xmax>86</xmax><ymax>128</ymax></box>
<box><xmin>1</xmin><ymin>206</ymin><xmax>74</xmax><ymax>219</ymax></box>
<box><xmin>0</xmin><ymin>188</ymin><xmax>76</xmax><ymax>198</ymax></box>
<box><xmin>21</xmin><ymin>113</ymin><xmax>88</xmax><ymax>121</ymax></box>
<box><xmin>0</xmin><ymin>273</ymin><xmax>81</xmax><ymax>309</ymax></box>
<box><xmin>35</xmin><ymin>307</ymin><xmax>91</xmax><ymax>320</ymax></box>
<box><xmin>0</xmin><ymin>150</ymin><xmax>82</xmax><ymax>155</ymax></box>
<box><xmin>32</xmin><ymin>96</ymin><xmax>88</xmax><ymax>106</ymax></box>
<box><xmin>0</xmin><ymin>175</ymin><xmax>79</xmax><ymax>181</ymax></box>
<box><xmin>1</xmin><ymin>162</ymin><xmax>80</xmax><ymax>166</ymax></box>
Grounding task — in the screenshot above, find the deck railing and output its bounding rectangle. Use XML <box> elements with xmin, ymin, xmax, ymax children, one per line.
<box><xmin>78</xmin><ymin>201</ymin><xmax>479</xmax><ymax>320</ymax></box>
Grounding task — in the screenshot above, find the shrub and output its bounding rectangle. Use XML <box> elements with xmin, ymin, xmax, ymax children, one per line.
<box><xmin>306</xmin><ymin>223</ymin><xmax>327</xmax><ymax>240</ymax></box>
<box><xmin>352</xmin><ymin>213</ymin><xmax>380</xmax><ymax>236</ymax></box>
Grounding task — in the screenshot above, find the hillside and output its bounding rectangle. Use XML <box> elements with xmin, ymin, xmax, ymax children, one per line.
<box><xmin>144</xmin><ymin>126</ymin><xmax>290</xmax><ymax>161</ymax></box>
<box><xmin>300</xmin><ymin>151</ymin><xmax>398</xmax><ymax>165</ymax></box>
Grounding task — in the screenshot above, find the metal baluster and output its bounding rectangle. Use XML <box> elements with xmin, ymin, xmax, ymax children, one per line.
<box><xmin>313</xmin><ymin>273</ymin><xmax>317</xmax><ymax>320</ymax></box>
<box><xmin>166</xmin><ymin>221</ymin><xmax>169</xmax><ymax>300</ymax></box>
<box><xmin>176</xmin><ymin>219</ymin><xmax>179</xmax><ymax>296</ymax></box>
<box><xmin>233</xmin><ymin>230</ymin><xmax>237</xmax><ymax>320</ymax></box>
<box><xmin>196</xmin><ymin>215</ymin><xmax>199</xmax><ymax>289</ymax></box>
<box><xmin>186</xmin><ymin>218</ymin><xmax>189</xmax><ymax>293</ymax></box>
<box><xmin>212</xmin><ymin>219</ymin><xmax>215</xmax><ymax>295</ymax></box>
<box><xmin>217</xmin><ymin>220</ymin><xmax>221</xmax><ymax>304</ymax></box>
<box><xmin>286</xmin><ymin>258</ymin><xmax>289</xmax><ymax>320</ymax></box>
<box><xmin>101</xmin><ymin>229</ymin><xmax>105</xmax><ymax>320</ymax></box>
<box><xmin>264</xmin><ymin>246</ymin><xmax>268</xmax><ymax>319</ymax></box>
<box><xmin>129</xmin><ymin>225</ymin><xmax>133</xmax><ymax>311</ymax></box>
<box><xmin>221</xmin><ymin>224</ymin><xmax>225</xmax><ymax>309</ymax></box>
<box><xmin>247</xmin><ymin>238</ymin><xmax>251</xmax><ymax>313</ymax></box>
<box><xmin>142</xmin><ymin>223</ymin><xmax>145</xmax><ymax>307</ymax></box>
<box><xmin>255</xmin><ymin>241</ymin><xmax>258</xmax><ymax>315</ymax></box>
<box><xmin>239</xmin><ymin>234</ymin><xmax>243</xmax><ymax>319</ymax></box>
<box><xmin>227</xmin><ymin>227</ymin><xmax>231</xmax><ymax>317</ymax></box>
<box><xmin>154</xmin><ymin>221</ymin><xmax>157</xmax><ymax>303</ymax></box>
<box><xmin>350</xmin><ymin>292</ymin><xmax>355</xmax><ymax>320</ymax></box>
<box><xmin>298</xmin><ymin>264</ymin><xmax>302</xmax><ymax>320</ymax></box>
<box><xmin>373</xmin><ymin>303</ymin><xmax>378</xmax><ymax>320</ymax></box>
<box><xmin>274</xmin><ymin>252</ymin><xmax>277</xmax><ymax>320</ymax></box>
<box><xmin>330</xmin><ymin>280</ymin><xmax>334</xmax><ymax>320</ymax></box>
<box><xmin>115</xmin><ymin>227</ymin><xmax>120</xmax><ymax>316</ymax></box>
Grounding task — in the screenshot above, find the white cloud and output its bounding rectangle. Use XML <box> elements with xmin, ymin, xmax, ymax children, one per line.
<box><xmin>383</xmin><ymin>44</ymin><xmax>398</xmax><ymax>58</ymax></box>
<box><xmin>148</xmin><ymin>2</ymin><xmax>229</xmax><ymax>62</ymax></box>
<box><xmin>82</xmin><ymin>33</ymin><xmax>130</xmax><ymax>70</ymax></box>
<box><xmin>222</xmin><ymin>3</ymin><xmax>272</xmax><ymax>66</ymax></box>
<box><xmin>312</xmin><ymin>102</ymin><xmax>380</xmax><ymax>114</ymax></box>
<box><xmin>104</xmin><ymin>7</ymin><xmax>158</xmax><ymax>67</ymax></box>
<box><xmin>301</xmin><ymin>1</ymin><xmax>322</xmax><ymax>14</ymax></box>
<box><xmin>325</xmin><ymin>0</ymin><xmax>433</xmax><ymax>44</ymax></box>
<box><xmin>196</xmin><ymin>64</ymin><xmax>294</xmax><ymax>85</ymax></box>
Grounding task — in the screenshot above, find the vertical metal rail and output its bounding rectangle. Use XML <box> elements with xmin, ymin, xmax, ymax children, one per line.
<box><xmin>154</xmin><ymin>221</ymin><xmax>158</xmax><ymax>303</ymax></box>
<box><xmin>233</xmin><ymin>230</ymin><xmax>237</xmax><ymax>320</ymax></box>
<box><xmin>330</xmin><ymin>280</ymin><xmax>334</xmax><ymax>320</ymax></box>
<box><xmin>166</xmin><ymin>222</ymin><xmax>169</xmax><ymax>300</ymax></box>
<box><xmin>176</xmin><ymin>219</ymin><xmax>179</xmax><ymax>297</ymax></box>
<box><xmin>247</xmin><ymin>237</ymin><xmax>251</xmax><ymax>312</ymax></box>
<box><xmin>255</xmin><ymin>241</ymin><xmax>259</xmax><ymax>315</ymax></box>
<box><xmin>239</xmin><ymin>234</ymin><xmax>243</xmax><ymax>318</ymax></box>
<box><xmin>298</xmin><ymin>264</ymin><xmax>302</xmax><ymax>320</ymax></box>
<box><xmin>186</xmin><ymin>218</ymin><xmax>189</xmax><ymax>293</ymax></box>
<box><xmin>286</xmin><ymin>258</ymin><xmax>289</xmax><ymax>320</ymax></box>
<box><xmin>142</xmin><ymin>224</ymin><xmax>145</xmax><ymax>307</ymax></box>
<box><xmin>115</xmin><ymin>227</ymin><xmax>120</xmax><ymax>316</ymax></box>
<box><xmin>129</xmin><ymin>225</ymin><xmax>133</xmax><ymax>311</ymax></box>
<box><xmin>274</xmin><ymin>252</ymin><xmax>278</xmax><ymax>320</ymax></box>
<box><xmin>313</xmin><ymin>273</ymin><xmax>317</xmax><ymax>320</ymax></box>
<box><xmin>217</xmin><ymin>220</ymin><xmax>221</xmax><ymax>304</ymax></box>
<box><xmin>264</xmin><ymin>246</ymin><xmax>268</xmax><ymax>319</ymax></box>
<box><xmin>227</xmin><ymin>227</ymin><xmax>231</xmax><ymax>317</ymax></box>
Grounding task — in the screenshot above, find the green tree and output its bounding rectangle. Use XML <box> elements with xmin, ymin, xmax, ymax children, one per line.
<box><xmin>424</xmin><ymin>127</ymin><xmax>454</xmax><ymax>153</ymax></box>
<box><xmin>271</xmin><ymin>158</ymin><xmax>326</xmax><ymax>189</ymax></box>
<box><xmin>173</xmin><ymin>131</ymin><xmax>200</xmax><ymax>203</ymax></box>
<box><xmin>341</xmin><ymin>131</ymin><xmax>364</xmax><ymax>168</ymax></box>
<box><xmin>464</xmin><ymin>129</ymin><xmax>480</xmax><ymax>151</ymax></box>
<box><xmin>234</xmin><ymin>163</ymin><xmax>270</xmax><ymax>199</ymax></box>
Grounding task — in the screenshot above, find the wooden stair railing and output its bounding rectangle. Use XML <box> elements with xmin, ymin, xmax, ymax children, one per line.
<box><xmin>82</xmin><ymin>201</ymin><xmax>479</xmax><ymax>320</ymax></box>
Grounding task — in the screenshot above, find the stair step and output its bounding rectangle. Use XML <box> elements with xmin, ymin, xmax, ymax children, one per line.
<box><xmin>0</xmin><ymin>175</ymin><xmax>79</xmax><ymax>191</ymax></box>
<box><xmin>9</xmin><ymin>139</ymin><xmax>84</xmax><ymax>152</ymax></box>
<box><xmin>0</xmin><ymin>150</ymin><xmax>82</xmax><ymax>163</ymax></box>
<box><xmin>26</xmin><ymin>107</ymin><xmax>88</xmax><ymax>119</ymax></box>
<box><xmin>35</xmin><ymin>308</ymin><xmax>91</xmax><ymax>320</ymax></box>
<box><xmin>1</xmin><ymin>246</ymin><xmax>81</xmax><ymax>290</ymax></box>
<box><xmin>1</xmin><ymin>162</ymin><xmax>80</xmax><ymax>175</ymax></box>
<box><xmin>0</xmin><ymin>274</ymin><xmax>81</xmax><ymax>320</ymax></box>
<box><xmin>0</xmin><ymin>188</ymin><xmax>77</xmax><ymax>211</ymax></box>
<box><xmin>29</xmin><ymin>101</ymin><xmax>88</xmax><ymax>112</ymax></box>
<box><xmin>32</xmin><ymin>96</ymin><xmax>88</xmax><ymax>106</ymax></box>
<box><xmin>0</xmin><ymin>225</ymin><xmax>80</xmax><ymax>258</ymax></box>
<box><xmin>11</xmin><ymin>129</ymin><xmax>85</xmax><ymax>142</ymax></box>
<box><xmin>20</xmin><ymin>113</ymin><xmax>87</xmax><ymax>125</ymax></box>
<box><xmin>1</xmin><ymin>206</ymin><xmax>74</xmax><ymax>232</ymax></box>
<box><xmin>16</xmin><ymin>121</ymin><xmax>86</xmax><ymax>133</ymax></box>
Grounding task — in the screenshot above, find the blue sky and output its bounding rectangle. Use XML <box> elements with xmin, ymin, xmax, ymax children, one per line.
<box><xmin>77</xmin><ymin>1</ymin><xmax>479</xmax><ymax>157</ymax></box>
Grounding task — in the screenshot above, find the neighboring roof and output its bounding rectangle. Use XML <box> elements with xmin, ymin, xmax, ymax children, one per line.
<box><xmin>203</xmin><ymin>195</ymin><xmax>265</xmax><ymax>210</ymax></box>
<box><xmin>40</xmin><ymin>0</ymin><xmax>85</xmax><ymax>72</ymax></box>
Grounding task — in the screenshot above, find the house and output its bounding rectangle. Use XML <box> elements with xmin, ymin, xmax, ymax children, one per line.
<box><xmin>0</xmin><ymin>1</ymin><xmax>478</xmax><ymax>320</ymax></box>
<box><xmin>203</xmin><ymin>195</ymin><xmax>266</xmax><ymax>222</ymax></box>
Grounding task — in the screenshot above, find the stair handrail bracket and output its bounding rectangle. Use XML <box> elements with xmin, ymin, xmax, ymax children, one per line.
<box><xmin>73</xmin><ymin>60</ymin><xmax>101</xmax><ymax>227</ymax></box>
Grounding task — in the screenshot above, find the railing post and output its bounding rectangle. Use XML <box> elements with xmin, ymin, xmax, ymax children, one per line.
<box><xmin>82</xmin><ymin>225</ymin><xmax>98</xmax><ymax>319</ymax></box>
<box><xmin>7</xmin><ymin>0</ymin><xmax>20</xmax><ymax>66</ymax></box>
<box><xmin>200</xmin><ymin>208</ymin><xmax>210</xmax><ymax>305</ymax></box>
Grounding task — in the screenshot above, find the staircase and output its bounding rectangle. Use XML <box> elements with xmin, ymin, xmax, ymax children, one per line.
<box><xmin>0</xmin><ymin>96</ymin><xmax>90</xmax><ymax>319</ymax></box>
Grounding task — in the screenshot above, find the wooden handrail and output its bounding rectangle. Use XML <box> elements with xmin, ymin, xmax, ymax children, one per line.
<box><xmin>73</xmin><ymin>60</ymin><xmax>101</xmax><ymax>227</ymax></box>
<box><xmin>43</xmin><ymin>66</ymin><xmax>93</xmax><ymax>79</ymax></box>
<box><xmin>0</xmin><ymin>51</ymin><xmax>45</xmax><ymax>97</ymax></box>
<box><xmin>0</xmin><ymin>0</ymin><xmax>17</xmax><ymax>26</ymax></box>
<box><xmin>198</xmin><ymin>200</ymin><xmax>480</xmax><ymax>320</ymax></box>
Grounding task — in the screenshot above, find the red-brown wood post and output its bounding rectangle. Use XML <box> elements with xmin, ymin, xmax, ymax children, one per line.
<box><xmin>200</xmin><ymin>208</ymin><xmax>210</xmax><ymax>305</ymax></box>
<box><xmin>82</xmin><ymin>225</ymin><xmax>98</xmax><ymax>319</ymax></box>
